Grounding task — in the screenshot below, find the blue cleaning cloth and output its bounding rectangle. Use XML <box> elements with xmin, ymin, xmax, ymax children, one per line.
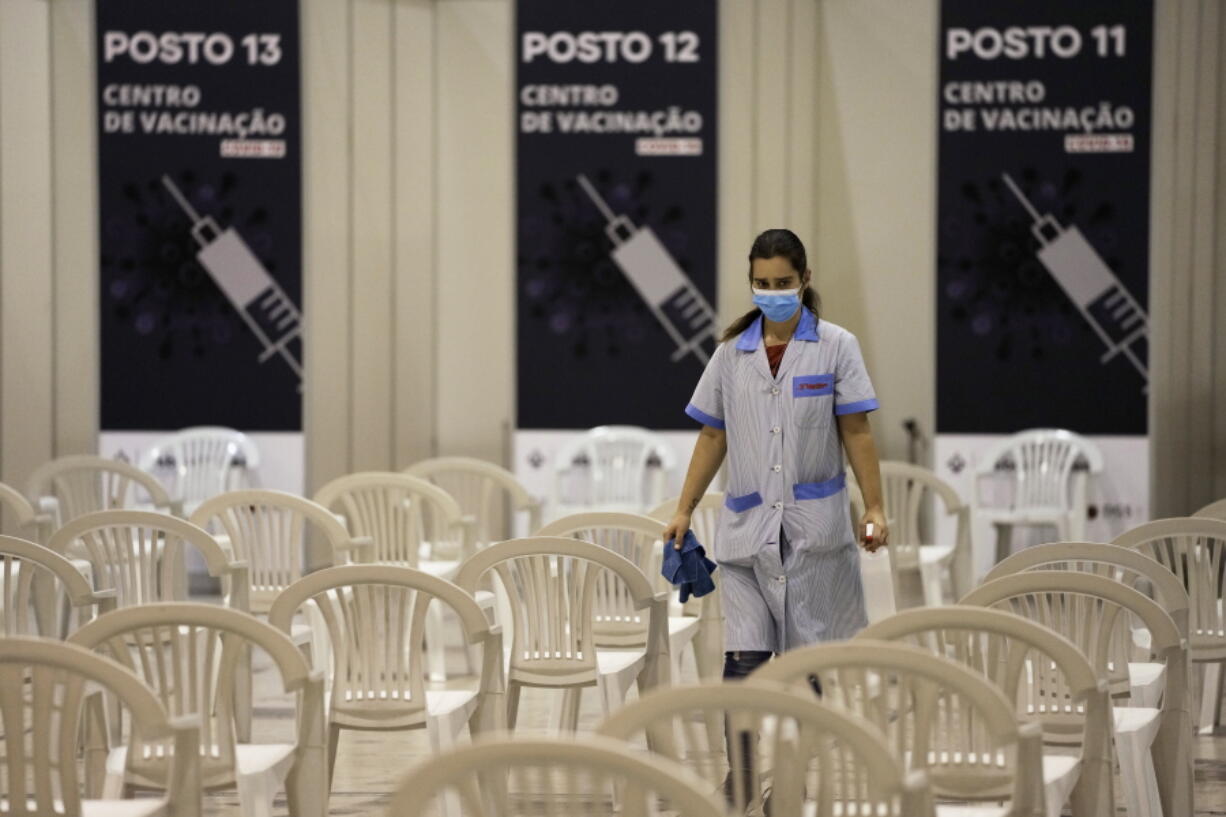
<box><xmin>661</xmin><ymin>530</ymin><xmax>718</xmax><ymax>603</ymax></box>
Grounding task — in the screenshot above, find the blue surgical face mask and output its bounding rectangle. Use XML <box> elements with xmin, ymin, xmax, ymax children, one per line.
<box><xmin>752</xmin><ymin>287</ymin><xmax>801</xmax><ymax>322</ymax></box>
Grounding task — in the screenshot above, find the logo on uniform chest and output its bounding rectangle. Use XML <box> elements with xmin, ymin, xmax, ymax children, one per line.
<box><xmin>792</xmin><ymin>374</ymin><xmax>835</xmax><ymax>397</ymax></box>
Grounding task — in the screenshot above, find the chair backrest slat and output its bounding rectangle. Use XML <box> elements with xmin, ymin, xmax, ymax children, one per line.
<box><xmin>1113</xmin><ymin>517</ymin><xmax>1226</xmax><ymax>655</ymax></box>
<box><xmin>269</xmin><ymin>564</ymin><xmax>500</xmax><ymax>731</ymax></box>
<box><xmin>386</xmin><ymin>736</ymin><xmax>726</xmax><ymax>817</ymax></box>
<box><xmin>27</xmin><ymin>455</ymin><xmax>176</xmax><ymax>523</ymax></box>
<box><xmin>455</xmin><ymin>537</ymin><xmax>657</xmax><ymax>680</ymax></box>
<box><xmin>48</xmin><ymin>511</ymin><xmax>238</xmax><ymax>610</ymax></box>
<box><xmin>406</xmin><ymin>457</ymin><xmax>540</xmax><ymax>545</ymax></box>
<box><xmin>553</xmin><ymin>426</ymin><xmax>675</xmax><ymax>511</ymax></box>
<box><xmin>537</xmin><ymin>512</ymin><xmax>665</xmax><ymax>645</ymax></box>
<box><xmin>754</xmin><ymin>641</ymin><xmax>1028</xmax><ymax>807</ymax></box>
<box><xmin>974</xmin><ymin>429</ymin><xmax>1102</xmax><ymax>512</ymax></box>
<box><xmin>0</xmin><ymin>636</ymin><xmax>198</xmax><ymax>817</ymax></box>
<box><xmin>595</xmin><ymin>682</ymin><xmax>932</xmax><ymax>816</ymax></box>
<box><xmin>69</xmin><ymin>603</ymin><xmax>312</xmax><ymax>790</ymax></box>
<box><xmin>191</xmin><ymin>490</ymin><xmax>351</xmax><ymax>613</ymax></box>
<box><xmin>315</xmin><ymin>472</ymin><xmax>464</xmax><ymax>565</ymax></box>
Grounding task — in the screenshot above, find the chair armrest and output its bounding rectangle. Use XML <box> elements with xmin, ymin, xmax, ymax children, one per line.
<box><xmin>1015</xmin><ymin>722</ymin><xmax>1046</xmax><ymax>817</ymax></box>
<box><xmin>164</xmin><ymin>497</ymin><xmax>186</xmax><ymax>518</ymax></box>
<box><xmin>211</xmin><ymin>533</ymin><xmax>234</xmax><ymax>557</ymax></box>
<box><xmin>83</xmin><ymin>690</ymin><xmax>111</xmax><ymax>798</ymax></box>
<box><xmin>900</xmin><ymin>769</ymin><xmax>935</xmax><ymax>813</ymax></box>
<box><xmin>165</xmin><ymin>714</ymin><xmax>204</xmax><ymax>817</ymax></box>
<box><xmin>36</xmin><ymin>495</ymin><xmax>62</xmax><ymax>530</ymax></box>
<box><xmin>224</xmin><ymin>561</ymin><xmax>251</xmax><ymax>612</ymax></box>
<box><xmin>526</xmin><ymin>498</ymin><xmax>544</xmax><ymax>535</ymax></box>
<box><xmin>458</xmin><ymin>515</ymin><xmax>479</xmax><ymax>558</ymax></box>
<box><xmin>335</xmin><ymin>536</ymin><xmax>375</xmax><ymax>564</ymax></box>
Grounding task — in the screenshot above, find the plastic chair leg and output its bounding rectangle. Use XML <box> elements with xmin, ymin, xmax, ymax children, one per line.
<box><xmin>993</xmin><ymin>523</ymin><xmax>1014</xmax><ymax>565</ymax></box>
<box><xmin>425</xmin><ymin>602</ymin><xmax>447</xmax><ymax>682</ymax></box>
<box><xmin>326</xmin><ymin>722</ymin><xmax>342</xmax><ymax>790</ymax></box>
<box><xmin>554</xmin><ymin>687</ymin><xmax>582</xmax><ymax>732</ymax></box>
<box><xmin>596</xmin><ymin>672</ymin><xmax>628</xmax><ymax>719</ymax></box>
<box><xmin>506</xmin><ymin>681</ymin><xmax>523</xmax><ymax>730</ymax></box>
<box><xmin>1199</xmin><ymin>661</ymin><xmax>1222</xmax><ymax>734</ymax></box>
<box><xmin>101</xmin><ymin>769</ymin><xmax>126</xmax><ymax>800</ymax></box>
<box><xmin>235</xmin><ymin>768</ymin><xmax>280</xmax><ymax>817</ymax></box>
<box><xmin>918</xmin><ymin>559</ymin><xmax>945</xmax><ymax>607</ymax></box>
<box><xmin>692</xmin><ymin>618</ymin><xmax>723</xmax><ymax>681</ymax></box>
<box><xmin>1115</xmin><ymin>731</ymin><xmax>1163</xmax><ymax>817</ymax></box>
<box><xmin>235</xmin><ymin>643</ymin><xmax>253</xmax><ymax>743</ymax></box>
<box><xmin>427</xmin><ymin>710</ymin><xmax>468</xmax><ymax>817</ymax></box>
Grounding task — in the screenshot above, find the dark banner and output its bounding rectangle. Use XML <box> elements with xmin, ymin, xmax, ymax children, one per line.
<box><xmin>516</xmin><ymin>3</ymin><xmax>718</xmax><ymax>430</ymax></box>
<box><xmin>936</xmin><ymin>1</ymin><xmax>1152</xmax><ymax>434</ymax></box>
<box><xmin>97</xmin><ymin>1</ymin><xmax>302</xmax><ymax>431</ymax></box>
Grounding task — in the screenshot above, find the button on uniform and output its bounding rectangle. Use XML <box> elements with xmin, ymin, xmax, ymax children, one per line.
<box><xmin>771</xmin><ymin>387</ymin><xmax>780</xmax><ymax>395</ymax></box>
<box><xmin>772</xmin><ymin>465</ymin><xmax>782</xmax><ymax>472</ymax></box>
<box><xmin>773</xmin><ymin>502</ymin><xmax>783</xmax><ymax>510</ymax></box>
<box><xmin>772</xmin><ymin>426</ymin><xmax>781</xmax><ymax>434</ymax></box>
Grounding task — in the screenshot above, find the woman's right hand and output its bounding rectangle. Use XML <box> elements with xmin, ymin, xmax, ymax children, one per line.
<box><xmin>663</xmin><ymin>513</ymin><xmax>692</xmax><ymax>550</ymax></box>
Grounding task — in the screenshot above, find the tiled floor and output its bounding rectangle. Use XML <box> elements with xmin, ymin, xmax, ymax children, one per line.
<box><xmin>186</xmin><ymin>644</ymin><xmax>1226</xmax><ymax>816</ymax></box>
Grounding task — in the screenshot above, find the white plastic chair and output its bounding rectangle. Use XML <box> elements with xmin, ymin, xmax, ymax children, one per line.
<box><xmin>47</xmin><ymin>510</ymin><xmax>254</xmax><ymax>741</ymax></box>
<box><xmin>552</xmin><ymin>425</ymin><xmax>676</xmax><ymax>517</ymax></box>
<box><xmin>384</xmin><ymin>734</ymin><xmax>726</xmax><ymax>817</ymax></box>
<box><xmin>981</xmin><ymin>542</ymin><xmax>1194</xmax><ymax>817</ymax></box>
<box><xmin>189</xmin><ymin>489</ymin><xmax>376</xmax><ymax>704</ymax></box>
<box><xmin>849</xmin><ymin>461</ymin><xmax>972</xmax><ymax>606</ymax></box>
<box><xmin>0</xmin><ymin>535</ymin><xmax>116</xmax><ymax>638</ymax></box>
<box><xmin>314</xmin><ymin>471</ymin><xmax>477</xmax><ymax>682</ymax></box>
<box><xmin>647</xmin><ymin>493</ymin><xmax>724</xmax><ymax>681</ymax></box>
<box><xmin>973</xmin><ymin>430</ymin><xmax>1103</xmax><ymax>567</ymax></box>
<box><xmin>983</xmin><ymin>542</ymin><xmax>1190</xmax><ymax>707</ymax></box>
<box><xmin>46</xmin><ymin>510</ymin><xmax>250</xmax><ymax>613</ymax></box>
<box><xmin>754</xmin><ymin>641</ymin><xmax>1043</xmax><ymax>817</ymax></box>
<box><xmin>537</xmin><ymin>512</ymin><xmax>701</xmax><ymax>683</ymax></box>
<box><xmin>27</xmin><ymin>455</ymin><xmax>183</xmax><ymax>528</ymax></box>
<box><xmin>405</xmin><ymin>456</ymin><xmax>543</xmax><ymax>545</ymax></box>
<box><xmin>0</xmin><ymin>480</ymin><xmax>55</xmax><ymax>543</ymax></box>
<box><xmin>188</xmin><ymin>489</ymin><xmax>373</xmax><ymax>614</ymax></box>
<box><xmin>268</xmin><ymin>564</ymin><xmax>506</xmax><ymax>801</ymax></box>
<box><xmin>1113</xmin><ymin>516</ymin><xmax>1226</xmax><ymax>738</ymax></box>
<box><xmin>138</xmin><ymin>427</ymin><xmax>260</xmax><ymax>516</ymax></box>
<box><xmin>858</xmin><ymin>606</ymin><xmax>1113</xmax><ymax>817</ymax></box>
<box><xmin>68</xmin><ymin>602</ymin><xmax>328</xmax><ymax>817</ymax></box>
<box><xmin>1194</xmin><ymin>498</ymin><xmax>1226</xmax><ymax>521</ymax></box>
<box><xmin>405</xmin><ymin>458</ymin><xmax>538</xmax><ymax>669</ymax></box>
<box><xmin>0</xmin><ymin>636</ymin><xmax>203</xmax><ymax>817</ymax></box>
<box><xmin>962</xmin><ymin>572</ymin><xmax>1188</xmax><ymax>817</ymax></box>
<box><xmin>453</xmin><ymin>536</ymin><xmax>671</xmax><ymax>732</ymax></box>
<box><xmin>595</xmin><ymin>681</ymin><xmax>937</xmax><ymax>816</ymax></box>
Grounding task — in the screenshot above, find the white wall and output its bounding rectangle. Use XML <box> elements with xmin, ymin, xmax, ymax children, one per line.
<box><xmin>813</xmin><ymin>0</ymin><xmax>938</xmax><ymax>461</ymax></box>
<box><xmin>1</xmin><ymin>0</ymin><xmax>1223</xmax><ymax>519</ymax></box>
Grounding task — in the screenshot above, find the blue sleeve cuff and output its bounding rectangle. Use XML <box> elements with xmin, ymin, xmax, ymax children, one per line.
<box><xmin>685</xmin><ymin>403</ymin><xmax>726</xmax><ymax>430</ymax></box>
<box><xmin>834</xmin><ymin>398</ymin><xmax>880</xmax><ymax>416</ymax></box>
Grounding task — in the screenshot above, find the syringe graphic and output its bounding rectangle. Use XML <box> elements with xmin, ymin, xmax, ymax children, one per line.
<box><xmin>1001</xmin><ymin>172</ymin><xmax>1148</xmax><ymax>385</ymax></box>
<box><xmin>162</xmin><ymin>175</ymin><xmax>304</xmax><ymax>388</ymax></box>
<box><xmin>576</xmin><ymin>174</ymin><xmax>718</xmax><ymax>365</ymax></box>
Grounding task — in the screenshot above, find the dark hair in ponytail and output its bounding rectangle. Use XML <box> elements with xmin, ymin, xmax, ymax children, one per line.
<box><xmin>720</xmin><ymin>228</ymin><xmax>821</xmax><ymax>343</ymax></box>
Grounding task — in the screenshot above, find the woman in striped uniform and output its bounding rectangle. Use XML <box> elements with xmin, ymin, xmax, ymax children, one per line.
<box><xmin>664</xmin><ymin>228</ymin><xmax>888</xmax><ymax>807</ymax></box>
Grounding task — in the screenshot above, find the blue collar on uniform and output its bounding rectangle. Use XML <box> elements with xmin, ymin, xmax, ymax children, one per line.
<box><xmin>735</xmin><ymin>307</ymin><xmax>820</xmax><ymax>351</ymax></box>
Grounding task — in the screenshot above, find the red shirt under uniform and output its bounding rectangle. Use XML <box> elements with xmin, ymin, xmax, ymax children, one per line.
<box><xmin>766</xmin><ymin>342</ymin><xmax>788</xmax><ymax>377</ymax></box>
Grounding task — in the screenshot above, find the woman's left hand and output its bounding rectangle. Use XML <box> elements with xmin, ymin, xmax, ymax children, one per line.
<box><xmin>858</xmin><ymin>507</ymin><xmax>888</xmax><ymax>552</ymax></box>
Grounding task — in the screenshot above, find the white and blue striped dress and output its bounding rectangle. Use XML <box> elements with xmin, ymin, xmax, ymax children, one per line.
<box><xmin>685</xmin><ymin>308</ymin><xmax>879</xmax><ymax>652</ymax></box>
